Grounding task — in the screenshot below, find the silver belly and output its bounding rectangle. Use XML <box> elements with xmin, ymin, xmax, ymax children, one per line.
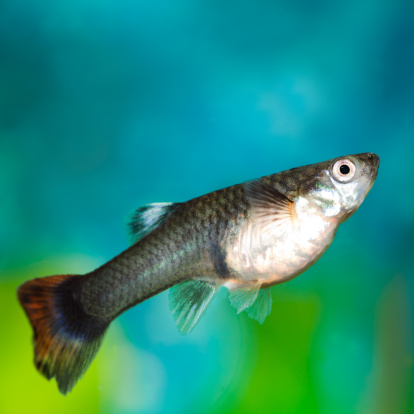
<box><xmin>225</xmin><ymin>209</ymin><xmax>338</xmax><ymax>288</ymax></box>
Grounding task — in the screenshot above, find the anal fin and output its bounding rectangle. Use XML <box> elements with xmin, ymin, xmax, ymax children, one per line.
<box><xmin>169</xmin><ymin>280</ymin><xmax>219</xmax><ymax>335</ymax></box>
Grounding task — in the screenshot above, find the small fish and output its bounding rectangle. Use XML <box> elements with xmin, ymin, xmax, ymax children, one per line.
<box><xmin>18</xmin><ymin>152</ymin><xmax>379</xmax><ymax>394</ymax></box>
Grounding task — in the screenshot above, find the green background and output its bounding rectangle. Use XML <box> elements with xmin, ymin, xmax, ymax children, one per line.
<box><xmin>1</xmin><ymin>0</ymin><xmax>413</xmax><ymax>413</ymax></box>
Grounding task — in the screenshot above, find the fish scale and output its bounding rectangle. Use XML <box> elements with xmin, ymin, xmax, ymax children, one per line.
<box><xmin>80</xmin><ymin>188</ymin><xmax>242</xmax><ymax>318</ymax></box>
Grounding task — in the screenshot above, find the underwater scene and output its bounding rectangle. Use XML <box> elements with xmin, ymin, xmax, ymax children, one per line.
<box><xmin>0</xmin><ymin>0</ymin><xmax>413</xmax><ymax>413</ymax></box>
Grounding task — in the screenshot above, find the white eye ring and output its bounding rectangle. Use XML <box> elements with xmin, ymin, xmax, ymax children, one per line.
<box><xmin>332</xmin><ymin>159</ymin><xmax>356</xmax><ymax>182</ymax></box>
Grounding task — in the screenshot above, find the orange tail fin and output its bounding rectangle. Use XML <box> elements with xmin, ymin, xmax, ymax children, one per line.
<box><xmin>17</xmin><ymin>274</ymin><xmax>109</xmax><ymax>394</ymax></box>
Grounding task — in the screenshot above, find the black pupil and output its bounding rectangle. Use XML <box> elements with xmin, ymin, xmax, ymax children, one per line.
<box><xmin>340</xmin><ymin>164</ymin><xmax>350</xmax><ymax>175</ymax></box>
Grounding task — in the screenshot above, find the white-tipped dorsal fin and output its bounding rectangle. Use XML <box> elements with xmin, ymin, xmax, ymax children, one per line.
<box><xmin>244</xmin><ymin>180</ymin><xmax>295</xmax><ymax>239</ymax></box>
<box><xmin>228</xmin><ymin>282</ymin><xmax>261</xmax><ymax>314</ymax></box>
<box><xmin>169</xmin><ymin>280</ymin><xmax>219</xmax><ymax>335</ymax></box>
<box><xmin>126</xmin><ymin>202</ymin><xmax>182</xmax><ymax>245</ymax></box>
<box><xmin>246</xmin><ymin>288</ymin><xmax>272</xmax><ymax>324</ymax></box>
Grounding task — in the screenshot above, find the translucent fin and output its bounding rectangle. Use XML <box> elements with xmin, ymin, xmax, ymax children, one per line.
<box><xmin>126</xmin><ymin>202</ymin><xmax>182</xmax><ymax>245</ymax></box>
<box><xmin>246</xmin><ymin>288</ymin><xmax>272</xmax><ymax>324</ymax></box>
<box><xmin>229</xmin><ymin>283</ymin><xmax>261</xmax><ymax>314</ymax></box>
<box><xmin>169</xmin><ymin>280</ymin><xmax>218</xmax><ymax>335</ymax></box>
<box><xmin>244</xmin><ymin>180</ymin><xmax>295</xmax><ymax>240</ymax></box>
<box><xmin>17</xmin><ymin>274</ymin><xmax>110</xmax><ymax>395</ymax></box>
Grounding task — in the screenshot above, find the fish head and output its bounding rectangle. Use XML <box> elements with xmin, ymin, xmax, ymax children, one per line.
<box><xmin>309</xmin><ymin>152</ymin><xmax>380</xmax><ymax>223</ymax></box>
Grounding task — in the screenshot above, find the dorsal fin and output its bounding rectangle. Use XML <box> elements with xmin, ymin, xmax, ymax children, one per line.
<box><xmin>126</xmin><ymin>202</ymin><xmax>182</xmax><ymax>245</ymax></box>
<box><xmin>169</xmin><ymin>280</ymin><xmax>219</xmax><ymax>334</ymax></box>
<box><xmin>246</xmin><ymin>288</ymin><xmax>272</xmax><ymax>324</ymax></box>
<box><xmin>244</xmin><ymin>180</ymin><xmax>295</xmax><ymax>239</ymax></box>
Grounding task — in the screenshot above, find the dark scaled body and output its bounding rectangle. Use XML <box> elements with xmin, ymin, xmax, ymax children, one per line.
<box><xmin>80</xmin><ymin>184</ymin><xmax>248</xmax><ymax>320</ymax></box>
<box><xmin>79</xmin><ymin>157</ymin><xmax>341</xmax><ymax>320</ymax></box>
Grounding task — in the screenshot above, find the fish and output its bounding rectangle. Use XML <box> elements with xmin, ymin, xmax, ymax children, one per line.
<box><xmin>17</xmin><ymin>152</ymin><xmax>379</xmax><ymax>394</ymax></box>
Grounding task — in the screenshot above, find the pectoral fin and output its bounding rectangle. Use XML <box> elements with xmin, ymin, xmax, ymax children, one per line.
<box><xmin>246</xmin><ymin>288</ymin><xmax>272</xmax><ymax>324</ymax></box>
<box><xmin>126</xmin><ymin>202</ymin><xmax>182</xmax><ymax>245</ymax></box>
<box><xmin>169</xmin><ymin>280</ymin><xmax>219</xmax><ymax>335</ymax></box>
<box><xmin>244</xmin><ymin>180</ymin><xmax>295</xmax><ymax>239</ymax></box>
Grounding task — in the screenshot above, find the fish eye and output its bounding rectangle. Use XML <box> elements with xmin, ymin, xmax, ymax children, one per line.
<box><xmin>332</xmin><ymin>159</ymin><xmax>356</xmax><ymax>182</ymax></box>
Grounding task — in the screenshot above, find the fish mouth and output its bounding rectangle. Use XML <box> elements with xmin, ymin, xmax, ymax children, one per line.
<box><xmin>351</xmin><ymin>152</ymin><xmax>380</xmax><ymax>182</ymax></box>
<box><xmin>367</xmin><ymin>152</ymin><xmax>380</xmax><ymax>168</ymax></box>
<box><xmin>365</xmin><ymin>152</ymin><xmax>380</xmax><ymax>181</ymax></box>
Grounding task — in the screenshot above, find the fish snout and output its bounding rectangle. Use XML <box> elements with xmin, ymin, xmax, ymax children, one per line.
<box><xmin>367</xmin><ymin>152</ymin><xmax>380</xmax><ymax>167</ymax></box>
<box><xmin>365</xmin><ymin>152</ymin><xmax>380</xmax><ymax>181</ymax></box>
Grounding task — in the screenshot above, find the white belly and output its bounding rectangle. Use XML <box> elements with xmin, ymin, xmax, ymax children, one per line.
<box><xmin>225</xmin><ymin>200</ymin><xmax>338</xmax><ymax>287</ymax></box>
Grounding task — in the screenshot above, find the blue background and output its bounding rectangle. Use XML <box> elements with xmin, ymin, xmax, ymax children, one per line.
<box><xmin>0</xmin><ymin>0</ymin><xmax>413</xmax><ymax>413</ymax></box>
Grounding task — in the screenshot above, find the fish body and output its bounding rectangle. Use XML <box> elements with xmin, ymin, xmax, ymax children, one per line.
<box><xmin>18</xmin><ymin>152</ymin><xmax>379</xmax><ymax>394</ymax></box>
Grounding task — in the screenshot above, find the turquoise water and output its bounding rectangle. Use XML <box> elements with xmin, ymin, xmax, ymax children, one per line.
<box><xmin>1</xmin><ymin>1</ymin><xmax>413</xmax><ymax>413</ymax></box>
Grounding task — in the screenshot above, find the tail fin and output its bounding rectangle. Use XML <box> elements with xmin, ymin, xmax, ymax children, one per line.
<box><xmin>17</xmin><ymin>274</ymin><xmax>110</xmax><ymax>394</ymax></box>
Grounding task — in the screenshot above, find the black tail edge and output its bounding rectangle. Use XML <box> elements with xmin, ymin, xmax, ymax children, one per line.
<box><xmin>17</xmin><ymin>274</ymin><xmax>109</xmax><ymax>394</ymax></box>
